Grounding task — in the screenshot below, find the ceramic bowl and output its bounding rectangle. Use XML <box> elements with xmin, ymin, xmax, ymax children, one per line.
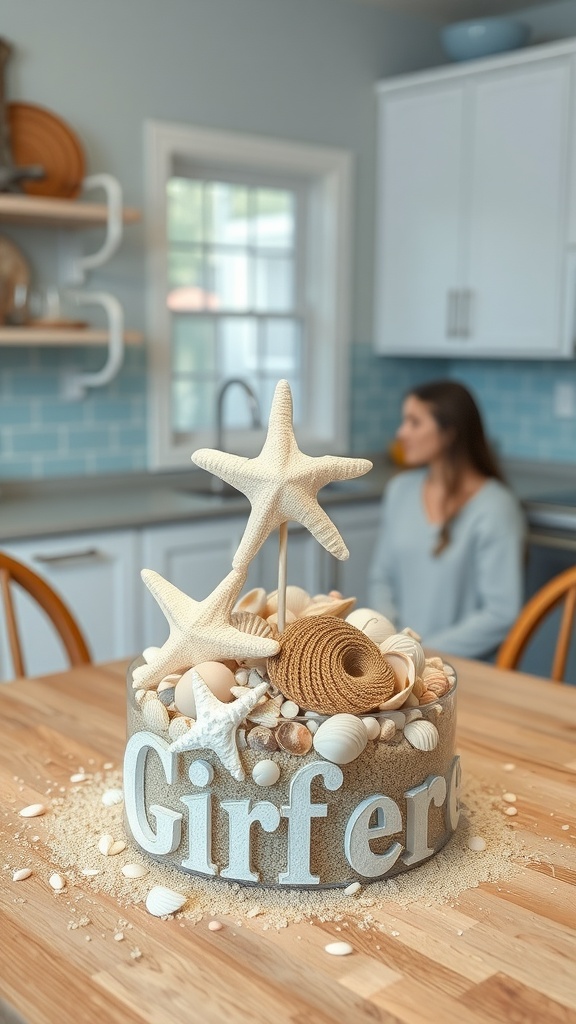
<box><xmin>441</xmin><ymin>17</ymin><xmax>530</xmax><ymax>62</ymax></box>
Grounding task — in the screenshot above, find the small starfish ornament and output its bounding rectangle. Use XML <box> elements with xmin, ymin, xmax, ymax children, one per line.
<box><xmin>169</xmin><ymin>670</ymin><xmax>268</xmax><ymax>780</ymax></box>
<box><xmin>132</xmin><ymin>567</ymin><xmax>279</xmax><ymax>691</ymax></box>
<box><xmin>192</xmin><ymin>380</ymin><xmax>372</xmax><ymax>569</ymax></box>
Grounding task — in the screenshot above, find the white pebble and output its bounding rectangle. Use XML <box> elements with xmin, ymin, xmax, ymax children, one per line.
<box><xmin>208</xmin><ymin>920</ymin><xmax>223</xmax><ymax>931</ymax></box>
<box><xmin>306</xmin><ymin>720</ymin><xmax>319</xmax><ymax>734</ymax></box>
<box><xmin>122</xmin><ymin>863</ymin><xmax>148</xmax><ymax>879</ymax></box>
<box><xmin>49</xmin><ymin>872</ymin><xmax>66</xmax><ymax>891</ymax></box>
<box><xmin>361</xmin><ymin>717</ymin><xmax>381</xmax><ymax>741</ymax></box>
<box><xmin>561</xmin><ymin>824</ymin><xmax>570</xmax><ymax>831</ymax></box>
<box><xmin>70</xmin><ymin>773</ymin><xmax>90</xmax><ymax>783</ymax></box>
<box><xmin>280</xmin><ymin>700</ymin><xmax>299</xmax><ymax>719</ymax></box>
<box><xmin>252</xmin><ymin>760</ymin><xmax>280</xmax><ymax>787</ymax></box>
<box><xmin>344</xmin><ymin>882</ymin><xmax>361</xmax><ymax>896</ymax></box>
<box><xmin>12</xmin><ymin>868</ymin><xmax>33</xmax><ymax>881</ymax></box>
<box><xmin>324</xmin><ymin>942</ymin><xmax>354</xmax><ymax>956</ymax></box>
<box><xmin>467</xmin><ymin>836</ymin><xmax>486</xmax><ymax>852</ymax></box>
<box><xmin>234</xmin><ymin>668</ymin><xmax>249</xmax><ymax>685</ymax></box>
<box><xmin>98</xmin><ymin>834</ymin><xmax>126</xmax><ymax>856</ymax></box>
<box><xmin>504</xmin><ymin>806</ymin><xmax>518</xmax><ymax>816</ymax></box>
<box><xmin>101</xmin><ymin>788</ymin><xmax>123</xmax><ymax>807</ymax></box>
<box><xmin>19</xmin><ymin>803</ymin><xmax>46</xmax><ymax>818</ymax></box>
<box><xmin>502</xmin><ymin>792</ymin><xmax>516</xmax><ymax>803</ymax></box>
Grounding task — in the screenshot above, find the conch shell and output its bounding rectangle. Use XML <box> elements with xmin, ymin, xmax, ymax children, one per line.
<box><xmin>380</xmin><ymin>632</ymin><xmax>426</xmax><ymax>677</ymax></box>
<box><xmin>345</xmin><ymin>608</ymin><xmax>396</xmax><ymax>644</ymax></box>
<box><xmin>377</xmin><ymin>650</ymin><xmax>416</xmax><ymax>711</ymax></box>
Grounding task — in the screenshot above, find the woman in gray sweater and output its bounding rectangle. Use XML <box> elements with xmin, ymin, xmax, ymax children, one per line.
<box><xmin>368</xmin><ymin>380</ymin><xmax>525</xmax><ymax>660</ymax></box>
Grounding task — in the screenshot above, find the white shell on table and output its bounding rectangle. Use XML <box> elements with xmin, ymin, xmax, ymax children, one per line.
<box><xmin>49</xmin><ymin>872</ymin><xmax>66</xmax><ymax>891</ymax></box>
<box><xmin>403</xmin><ymin>719</ymin><xmax>439</xmax><ymax>751</ymax></box>
<box><xmin>122</xmin><ymin>863</ymin><xmax>149</xmax><ymax>878</ymax></box>
<box><xmin>12</xmin><ymin>868</ymin><xmax>33</xmax><ymax>881</ymax></box>
<box><xmin>142</xmin><ymin>697</ymin><xmax>170</xmax><ymax>732</ymax></box>
<box><xmin>19</xmin><ymin>803</ymin><xmax>46</xmax><ymax>818</ymax></box>
<box><xmin>380</xmin><ymin>632</ymin><xmax>426</xmax><ymax>677</ymax></box>
<box><xmin>313</xmin><ymin>713</ymin><xmax>368</xmax><ymax>765</ymax></box>
<box><xmin>345</xmin><ymin>608</ymin><xmax>396</xmax><ymax>644</ymax></box>
<box><xmin>101</xmin><ymin>788</ymin><xmax>123</xmax><ymax>807</ymax></box>
<box><xmin>252</xmin><ymin>759</ymin><xmax>281</xmax><ymax>786</ymax></box>
<box><xmin>324</xmin><ymin>941</ymin><xmax>354</xmax><ymax>956</ymax></box>
<box><xmin>145</xmin><ymin>885</ymin><xmax>186</xmax><ymax>917</ymax></box>
<box><xmin>361</xmin><ymin>716</ymin><xmax>381</xmax><ymax>741</ymax></box>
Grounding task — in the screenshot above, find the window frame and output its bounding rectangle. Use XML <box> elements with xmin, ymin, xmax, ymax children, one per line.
<box><xmin>145</xmin><ymin>119</ymin><xmax>353</xmax><ymax>470</ymax></box>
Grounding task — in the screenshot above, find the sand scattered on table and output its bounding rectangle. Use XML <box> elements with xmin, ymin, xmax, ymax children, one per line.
<box><xmin>25</xmin><ymin>766</ymin><xmax>536</xmax><ymax>933</ymax></box>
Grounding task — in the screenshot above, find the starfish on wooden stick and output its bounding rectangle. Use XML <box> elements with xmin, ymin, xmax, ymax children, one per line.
<box><xmin>132</xmin><ymin>567</ymin><xmax>279</xmax><ymax>691</ymax></box>
<box><xmin>192</xmin><ymin>379</ymin><xmax>372</xmax><ymax>569</ymax></box>
<box><xmin>169</xmin><ymin>670</ymin><xmax>268</xmax><ymax>781</ymax></box>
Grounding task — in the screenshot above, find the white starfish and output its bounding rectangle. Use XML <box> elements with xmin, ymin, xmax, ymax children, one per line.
<box><xmin>132</xmin><ymin>567</ymin><xmax>279</xmax><ymax>691</ymax></box>
<box><xmin>192</xmin><ymin>379</ymin><xmax>372</xmax><ymax>569</ymax></box>
<box><xmin>169</xmin><ymin>670</ymin><xmax>268</xmax><ymax>780</ymax></box>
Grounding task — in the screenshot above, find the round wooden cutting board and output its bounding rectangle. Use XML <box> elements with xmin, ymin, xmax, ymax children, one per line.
<box><xmin>7</xmin><ymin>102</ymin><xmax>86</xmax><ymax>198</ymax></box>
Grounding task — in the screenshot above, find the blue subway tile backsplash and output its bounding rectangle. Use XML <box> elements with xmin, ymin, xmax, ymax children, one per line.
<box><xmin>1</xmin><ymin>342</ymin><xmax>575</xmax><ymax>479</ymax></box>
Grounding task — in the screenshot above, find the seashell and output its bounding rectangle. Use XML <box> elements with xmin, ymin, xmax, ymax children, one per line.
<box><xmin>252</xmin><ymin>759</ymin><xmax>281</xmax><ymax>786</ymax></box>
<box><xmin>81</xmin><ymin>868</ymin><xmax>100</xmax><ymax>876</ymax></box>
<box><xmin>421</xmin><ymin>666</ymin><xmax>450</xmax><ymax>697</ymax></box>
<box><xmin>404</xmin><ymin>719</ymin><xmax>439</xmax><ymax>752</ymax></box>
<box><xmin>426</xmin><ymin>656</ymin><xmax>444</xmax><ymax>669</ymax></box>
<box><xmin>467</xmin><ymin>836</ymin><xmax>486</xmax><ymax>852</ymax></box>
<box><xmin>237</xmin><ymin>727</ymin><xmax>247</xmax><ymax>750</ymax></box>
<box><xmin>142</xmin><ymin>697</ymin><xmax>170</xmax><ymax>732</ymax></box>
<box><xmin>19</xmin><ymin>803</ymin><xmax>46</xmax><ymax>818</ymax></box>
<box><xmin>266</xmin><ymin>609</ymin><xmax>297</xmax><ymax>629</ymax></box>
<box><xmin>158</xmin><ymin>673</ymin><xmax>182</xmax><ymax>691</ymax></box>
<box><xmin>98</xmin><ymin>834</ymin><xmax>126</xmax><ymax>856</ymax></box>
<box><xmin>134</xmin><ymin>689</ymin><xmax>147</xmax><ymax>705</ymax></box>
<box><xmin>504</xmin><ymin>806</ymin><xmax>518</xmax><ymax>816</ymax></box>
<box><xmin>412</xmin><ymin>677</ymin><xmax>425</xmax><ymax>699</ymax></box>
<box><xmin>247</xmin><ymin>726</ymin><xmax>278</xmax><ymax>754</ymax></box>
<box><xmin>346</xmin><ymin>608</ymin><xmax>396</xmax><ymax>644</ymax></box>
<box><xmin>361</xmin><ymin>717</ymin><xmax>381</xmax><ymax>741</ymax></box>
<box><xmin>418</xmin><ymin>690</ymin><xmax>438</xmax><ymax>705</ymax></box>
<box><xmin>175</xmin><ymin>663</ymin><xmax>235</xmax><ymax>719</ymax></box>
<box><xmin>275</xmin><ymin>721</ymin><xmax>313</xmax><ymax>756</ymax></box>
<box><xmin>12</xmin><ymin>868</ymin><xmax>33</xmax><ymax>881</ymax></box>
<box><xmin>377</xmin><ymin>650</ymin><xmax>416</xmax><ymax>710</ymax></box>
<box><xmin>324</xmin><ymin>942</ymin><xmax>354</xmax><ymax>956</ymax></box>
<box><xmin>302</xmin><ymin>594</ymin><xmax>356</xmax><ymax>619</ymax></box>
<box><xmin>248</xmin><ymin>668</ymin><xmax>266</xmax><ymax>688</ymax></box>
<box><xmin>404</xmin><ymin>708</ymin><xmax>422</xmax><ymax>722</ymax></box>
<box><xmin>265</xmin><ymin>586</ymin><xmax>311</xmax><ymax>618</ymax></box>
<box><xmin>49</xmin><ymin>872</ymin><xmax>66</xmax><ymax>891</ymax></box>
<box><xmin>168</xmin><ymin>716</ymin><xmax>193</xmax><ymax>741</ymax></box>
<box><xmin>401</xmin><ymin>626</ymin><xmax>422</xmax><ymax>642</ymax></box>
<box><xmin>344</xmin><ymin>881</ymin><xmax>361</xmax><ymax>896</ymax></box>
<box><xmin>234</xmin><ymin>667</ymin><xmax>249</xmax><ymax>685</ymax></box>
<box><xmin>70</xmin><ymin>772</ymin><xmax>90</xmax><ymax>783</ymax></box>
<box><xmin>101</xmin><ymin>788</ymin><xmax>123</xmax><ymax>807</ymax></box>
<box><xmin>380</xmin><ymin>633</ymin><xmax>426</xmax><ymax>677</ymax></box>
<box><xmin>280</xmin><ymin>700</ymin><xmax>299</xmax><ymax>719</ymax></box>
<box><xmin>230</xmin><ymin>610</ymin><xmax>274</xmax><ymax>640</ymax></box>
<box><xmin>502</xmin><ymin>792</ymin><xmax>516</xmax><ymax>803</ymax></box>
<box><xmin>157</xmin><ymin>686</ymin><xmax>176</xmax><ymax>707</ymax></box>
<box><xmin>122</xmin><ymin>863</ymin><xmax>149</xmax><ymax>878</ymax></box>
<box><xmin>230</xmin><ymin>684</ymin><xmax>264</xmax><ymax>701</ymax></box>
<box><xmin>208</xmin><ymin>920</ymin><xmax>223</xmax><ymax>931</ymax></box>
<box><xmin>145</xmin><ymin>885</ymin><xmax>186</xmax><ymax>917</ymax></box>
<box><xmin>404</xmin><ymin>693</ymin><xmax>420</xmax><ymax>707</ymax></box>
<box><xmin>380</xmin><ymin>710</ymin><xmax>406</xmax><ymax>728</ymax></box>
<box><xmin>313</xmin><ymin>714</ymin><xmax>368</xmax><ymax>765</ymax></box>
<box><xmin>306</xmin><ymin>719</ymin><xmax>319</xmax><ymax>734</ymax></box>
<box><xmin>268</xmin><ymin>616</ymin><xmax>396</xmax><ymax>716</ymax></box>
<box><xmin>246</xmin><ymin>694</ymin><xmax>283</xmax><ymax>727</ymax></box>
<box><xmin>379</xmin><ymin>719</ymin><xmax>396</xmax><ymax>742</ymax></box>
<box><xmin>234</xmin><ymin>587</ymin><xmax>267</xmax><ymax>616</ymax></box>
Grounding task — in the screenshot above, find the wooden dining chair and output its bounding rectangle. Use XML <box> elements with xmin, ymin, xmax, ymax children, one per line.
<box><xmin>0</xmin><ymin>551</ymin><xmax>91</xmax><ymax>679</ymax></box>
<box><xmin>496</xmin><ymin>563</ymin><xmax>576</xmax><ymax>682</ymax></box>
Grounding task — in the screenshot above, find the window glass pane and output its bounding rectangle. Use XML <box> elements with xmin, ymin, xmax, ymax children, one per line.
<box><xmin>206</xmin><ymin>182</ymin><xmax>249</xmax><ymax>245</ymax></box>
<box><xmin>208</xmin><ymin>250</ymin><xmax>249</xmax><ymax>310</ymax></box>
<box><xmin>168</xmin><ymin>248</ymin><xmax>218</xmax><ymax>312</ymax></box>
<box><xmin>220</xmin><ymin>318</ymin><xmax>258</xmax><ymax>381</ymax></box>
<box><xmin>254</xmin><ymin>254</ymin><xmax>293</xmax><ymax>312</ymax></box>
<box><xmin>253</xmin><ymin>189</ymin><xmax>294</xmax><ymax>250</ymax></box>
<box><xmin>172</xmin><ymin>316</ymin><xmax>216</xmax><ymax>374</ymax></box>
<box><xmin>262</xmin><ymin>319</ymin><xmax>301</xmax><ymax>375</ymax></box>
<box><xmin>172</xmin><ymin>378</ymin><xmax>217</xmax><ymax>433</ymax></box>
<box><xmin>167</xmin><ymin>178</ymin><xmax>203</xmax><ymax>244</ymax></box>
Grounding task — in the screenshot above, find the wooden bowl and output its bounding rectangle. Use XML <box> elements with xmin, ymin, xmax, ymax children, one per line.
<box><xmin>7</xmin><ymin>102</ymin><xmax>86</xmax><ymax>199</ymax></box>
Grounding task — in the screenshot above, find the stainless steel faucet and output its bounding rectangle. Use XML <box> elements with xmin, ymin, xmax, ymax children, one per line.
<box><xmin>211</xmin><ymin>378</ymin><xmax>262</xmax><ymax>492</ymax></box>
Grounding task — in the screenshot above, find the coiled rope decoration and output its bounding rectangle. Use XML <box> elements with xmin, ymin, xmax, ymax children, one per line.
<box><xmin>267</xmin><ymin>615</ymin><xmax>396</xmax><ymax>715</ymax></box>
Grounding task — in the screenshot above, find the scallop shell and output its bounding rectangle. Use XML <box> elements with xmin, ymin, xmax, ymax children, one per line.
<box><xmin>265</xmin><ymin>586</ymin><xmax>311</xmax><ymax>618</ymax></box>
<box><xmin>266</xmin><ymin>609</ymin><xmax>297</xmax><ymax>628</ymax></box>
<box><xmin>345</xmin><ymin>608</ymin><xmax>396</xmax><ymax>644</ymax></box>
<box><xmin>275</xmin><ymin>721</ymin><xmax>313</xmax><ymax>756</ymax></box>
<box><xmin>230</xmin><ymin>610</ymin><xmax>274</xmax><ymax>640</ymax></box>
<box><xmin>168</xmin><ymin>716</ymin><xmax>194</xmax><ymax>741</ymax></box>
<box><xmin>267</xmin><ymin>615</ymin><xmax>396</xmax><ymax>716</ymax></box>
<box><xmin>145</xmin><ymin>885</ymin><xmax>186</xmax><ymax>917</ymax></box>
<box><xmin>313</xmin><ymin>713</ymin><xmax>368</xmax><ymax>765</ymax></box>
<box><xmin>380</xmin><ymin>633</ymin><xmax>426</xmax><ymax>677</ymax></box>
<box><xmin>421</xmin><ymin>665</ymin><xmax>451</xmax><ymax>697</ymax></box>
<box><xmin>302</xmin><ymin>594</ymin><xmax>356</xmax><ymax>619</ymax></box>
<box><xmin>252</xmin><ymin>759</ymin><xmax>281</xmax><ymax>786</ymax></box>
<box><xmin>247</xmin><ymin>726</ymin><xmax>278</xmax><ymax>753</ymax></box>
<box><xmin>142</xmin><ymin>697</ymin><xmax>170</xmax><ymax>732</ymax></box>
<box><xmin>234</xmin><ymin>587</ymin><xmax>267</xmax><ymax>616</ymax></box>
<box><xmin>403</xmin><ymin>719</ymin><xmax>439</xmax><ymax>752</ymax></box>
<box><xmin>246</xmin><ymin>694</ymin><xmax>283</xmax><ymax>727</ymax></box>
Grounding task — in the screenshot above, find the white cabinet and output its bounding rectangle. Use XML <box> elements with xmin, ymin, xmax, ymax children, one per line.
<box><xmin>325</xmin><ymin>502</ymin><xmax>381</xmax><ymax>606</ymax></box>
<box><xmin>140</xmin><ymin>517</ymin><xmax>258</xmax><ymax>647</ymax></box>
<box><xmin>375</xmin><ymin>44</ymin><xmax>576</xmax><ymax>359</ymax></box>
<box><xmin>0</xmin><ymin>529</ymin><xmax>140</xmax><ymax>681</ymax></box>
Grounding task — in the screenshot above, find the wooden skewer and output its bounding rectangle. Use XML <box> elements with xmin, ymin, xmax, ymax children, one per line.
<box><xmin>277</xmin><ymin>521</ymin><xmax>288</xmax><ymax>634</ymax></box>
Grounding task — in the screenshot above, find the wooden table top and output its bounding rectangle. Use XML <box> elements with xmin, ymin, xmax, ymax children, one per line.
<box><xmin>1</xmin><ymin>657</ymin><xmax>575</xmax><ymax>1024</ymax></box>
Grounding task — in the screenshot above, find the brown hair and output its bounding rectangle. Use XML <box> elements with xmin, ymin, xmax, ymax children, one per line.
<box><xmin>407</xmin><ymin>379</ymin><xmax>504</xmax><ymax>554</ymax></box>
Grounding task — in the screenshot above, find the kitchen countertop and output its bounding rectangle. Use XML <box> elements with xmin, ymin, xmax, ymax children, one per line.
<box><xmin>1</xmin><ymin>457</ymin><xmax>575</xmax><ymax>542</ymax></box>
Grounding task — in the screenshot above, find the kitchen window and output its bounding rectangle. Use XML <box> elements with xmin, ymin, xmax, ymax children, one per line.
<box><xmin>146</xmin><ymin>121</ymin><xmax>352</xmax><ymax>469</ymax></box>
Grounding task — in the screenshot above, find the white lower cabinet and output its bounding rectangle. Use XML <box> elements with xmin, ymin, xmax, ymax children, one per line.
<box><xmin>0</xmin><ymin>529</ymin><xmax>140</xmax><ymax>681</ymax></box>
<box><xmin>0</xmin><ymin>500</ymin><xmax>382</xmax><ymax>681</ymax></box>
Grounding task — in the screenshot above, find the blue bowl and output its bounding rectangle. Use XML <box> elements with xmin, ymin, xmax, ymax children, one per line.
<box><xmin>441</xmin><ymin>17</ymin><xmax>530</xmax><ymax>62</ymax></box>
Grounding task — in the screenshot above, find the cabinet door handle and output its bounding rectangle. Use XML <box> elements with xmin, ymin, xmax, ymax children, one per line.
<box><xmin>33</xmin><ymin>548</ymin><xmax>104</xmax><ymax>566</ymax></box>
<box><xmin>458</xmin><ymin>289</ymin><xmax>473</xmax><ymax>339</ymax></box>
<box><xmin>446</xmin><ymin>290</ymin><xmax>458</xmax><ymax>337</ymax></box>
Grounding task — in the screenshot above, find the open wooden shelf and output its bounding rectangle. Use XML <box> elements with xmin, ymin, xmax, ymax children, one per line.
<box><xmin>0</xmin><ymin>327</ymin><xmax>143</xmax><ymax>346</ymax></box>
<box><xmin>0</xmin><ymin>193</ymin><xmax>141</xmax><ymax>228</ymax></box>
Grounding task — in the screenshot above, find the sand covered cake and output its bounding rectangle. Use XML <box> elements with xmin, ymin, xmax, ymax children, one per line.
<box><xmin>124</xmin><ymin>380</ymin><xmax>459</xmax><ymax>888</ymax></box>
